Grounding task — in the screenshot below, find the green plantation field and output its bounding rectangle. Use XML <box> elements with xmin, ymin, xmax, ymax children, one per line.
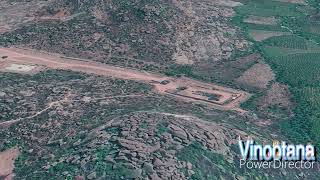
<box><xmin>306</xmin><ymin>24</ymin><xmax>320</xmax><ymax>35</ymax></box>
<box><xmin>262</xmin><ymin>45</ymin><xmax>320</xmax><ymax>57</ymax></box>
<box><xmin>269</xmin><ymin>53</ymin><xmax>320</xmax><ymax>87</ymax></box>
<box><xmin>283</xmin><ymin>87</ymin><xmax>320</xmax><ymax>145</ymax></box>
<box><xmin>263</xmin><ymin>35</ymin><xmax>308</xmax><ymax>50</ymax></box>
<box><xmin>263</xmin><ymin>36</ymin><xmax>320</xmax><ymax>146</ymax></box>
<box><xmin>263</xmin><ymin>37</ymin><xmax>320</xmax><ymax>146</ymax></box>
<box><xmin>266</xmin><ymin>51</ymin><xmax>320</xmax><ymax>146</ymax></box>
<box><xmin>263</xmin><ymin>46</ymin><xmax>301</xmax><ymax>57</ymax></box>
<box><xmin>234</xmin><ymin>0</ymin><xmax>320</xmax><ymax>146</ymax></box>
<box><xmin>262</xmin><ymin>36</ymin><xmax>320</xmax><ymax>57</ymax></box>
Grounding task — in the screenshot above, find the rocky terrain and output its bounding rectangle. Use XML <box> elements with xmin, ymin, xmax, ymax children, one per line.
<box><xmin>0</xmin><ymin>0</ymin><xmax>251</xmax><ymax>79</ymax></box>
<box><xmin>0</xmin><ymin>70</ymin><xmax>252</xmax><ymax>179</ymax></box>
<box><xmin>1</xmin><ymin>0</ymin><xmax>320</xmax><ymax>179</ymax></box>
<box><xmin>1</xmin><ymin>70</ymin><xmax>318</xmax><ymax>179</ymax></box>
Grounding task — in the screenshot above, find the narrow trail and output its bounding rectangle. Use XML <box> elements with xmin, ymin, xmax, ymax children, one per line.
<box><xmin>0</xmin><ymin>93</ymin><xmax>146</xmax><ymax>127</ymax></box>
<box><xmin>0</xmin><ymin>91</ymin><xmax>71</xmax><ymax>127</ymax></box>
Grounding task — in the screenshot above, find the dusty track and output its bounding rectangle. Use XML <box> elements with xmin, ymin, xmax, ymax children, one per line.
<box><xmin>0</xmin><ymin>48</ymin><xmax>250</xmax><ymax>112</ymax></box>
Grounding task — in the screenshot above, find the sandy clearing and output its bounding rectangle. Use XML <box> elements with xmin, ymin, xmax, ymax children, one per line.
<box><xmin>0</xmin><ymin>60</ymin><xmax>45</xmax><ymax>74</ymax></box>
<box><xmin>0</xmin><ymin>147</ymin><xmax>19</xmax><ymax>180</ymax></box>
<box><xmin>0</xmin><ymin>48</ymin><xmax>250</xmax><ymax>111</ymax></box>
<box><xmin>4</xmin><ymin>63</ymin><xmax>36</xmax><ymax>72</ymax></box>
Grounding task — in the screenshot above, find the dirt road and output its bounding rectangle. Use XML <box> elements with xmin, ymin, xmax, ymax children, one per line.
<box><xmin>0</xmin><ymin>48</ymin><xmax>165</xmax><ymax>82</ymax></box>
<box><xmin>0</xmin><ymin>48</ymin><xmax>250</xmax><ymax>112</ymax></box>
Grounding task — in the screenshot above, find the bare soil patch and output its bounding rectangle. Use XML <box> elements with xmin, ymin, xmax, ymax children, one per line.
<box><xmin>0</xmin><ymin>147</ymin><xmax>19</xmax><ymax>180</ymax></box>
<box><xmin>243</xmin><ymin>16</ymin><xmax>278</xmax><ymax>25</ymax></box>
<box><xmin>5</xmin><ymin>63</ymin><xmax>36</xmax><ymax>72</ymax></box>
<box><xmin>236</xmin><ymin>62</ymin><xmax>275</xmax><ymax>90</ymax></box>
<box><xmin>248</xmin><ymin>30</ymin><xmax>290</xmax><ymax>41</ymax></box>
<box><xmin>158</xmin><ymin>77</ymin><xmax>247</xmax><ymax>109</ymax></box>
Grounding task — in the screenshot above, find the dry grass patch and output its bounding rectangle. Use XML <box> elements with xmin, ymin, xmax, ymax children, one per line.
<box><xmin>254</xmin><ymin>83</ymin><xmax>292</xmax><ymax>118</ymax></box>
<box><xmin>174</xmin><ymin>53</ymin><xmax>194</xmax><ymax>65</ymax></box>
<box><xmin>258</xmin><ymin>83</ymin><xmax>291</xmax><ymax>108</ymax></box>
<box><xmin>274</xmin><ymin>0</ymin><xmax>306</xmax><ymax>5</ymax></box>
<box><xmin>249</xmin><ymin>30</ymin><xmax>289</xmax><ymax>41</ymax></box>
<box><xmin>243</xmin><ymin>16</ymin><xmax>278</xmax><ymax>25</ymax></box>
<box><xmin>236</xmin><ymin>62</ymin><xmax>275</xmax><ymax>89</ymax></box>
<box><xmin>214</xmin><ymin>0</ymin><xmax>243</xmax><ymax>7</ymax></box>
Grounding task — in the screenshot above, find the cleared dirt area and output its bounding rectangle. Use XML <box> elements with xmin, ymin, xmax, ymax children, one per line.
<box><xmin>4</xmin><ymin>63</ymin><xmax>36</xmax><ymax>72</ymax></box>
<box><xmin>248</xmin><ymin>30</ymin><xmax>290</xmax><ymax>41</ymax></box>
<box><xmin>159</xmin><ymin>77</ymin><xmax>247</xmax><ymax>110</ymax></box>
<box><xmin>0</xmin><ymin>147</ymin><xmax>19</xmax><ymax>180</ymax></box>
<box><xmin>243</xmin><ymin>16</ymin><xmax>278</xmax><ymax>25</ymax></box>
<box><xmin>0</xmin><ymin>48</ymin><xmax>250</xmax><ymax>111</ymax></box>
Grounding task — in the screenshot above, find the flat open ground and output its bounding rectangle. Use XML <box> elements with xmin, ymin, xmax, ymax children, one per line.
<box><xmin>0</xmin><ymin>48</ymin><xmax>250</xmax><ymax>111</ymax></box>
